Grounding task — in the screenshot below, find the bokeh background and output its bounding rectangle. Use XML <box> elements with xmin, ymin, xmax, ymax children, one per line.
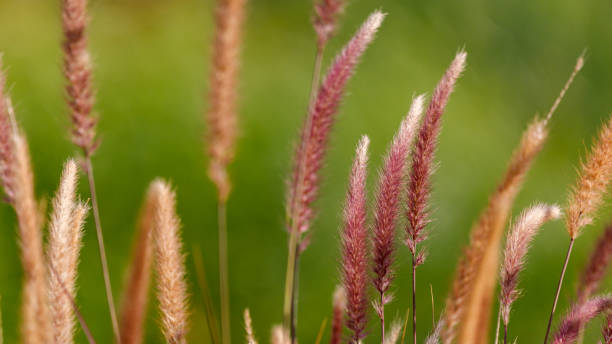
<box><xmin>0</xmin><ymin>0</ymin><xmax>611</xmax><ymax>343</ymax></box>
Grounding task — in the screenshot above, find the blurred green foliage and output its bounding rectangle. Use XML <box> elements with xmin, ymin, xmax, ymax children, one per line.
<box><xmin>0</xmin><ymin>0</ymin><xmax>612</xmax><ymax>343</ymax></box>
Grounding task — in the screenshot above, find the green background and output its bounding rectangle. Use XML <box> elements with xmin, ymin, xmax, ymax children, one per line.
<box><xmin>0</xmin><ymin>0</ymin><xmax>611</xmax><ymax>342</ymax></box>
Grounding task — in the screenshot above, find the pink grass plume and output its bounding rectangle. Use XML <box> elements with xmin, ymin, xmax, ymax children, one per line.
<box><xmin>341</xmin><ymin>136</ymin><xmax>370</xmax><ymax>343</ymax></box>
<box><xmin>577</xmin><ymin>221</ymin><xmax>612</xmax><ymax>303</ymax></box>
<box><xmin>499</xmin><ymin>204</ymin><xmax>561</xmax><ymax>340</ymax></box>
<box><xmin>330</xmin><ymin>286</ymin><xmax>346</xmax><ymax>344</ymax></box>
<box><xmin>313</xmin><ymin>0</ymin><xmax>345</xmax><ymax>50</ymax></box>
<box><xmin>552</xmin><ymin>295</ymin><xmax>612</xmax><ymax>344</ymax></box>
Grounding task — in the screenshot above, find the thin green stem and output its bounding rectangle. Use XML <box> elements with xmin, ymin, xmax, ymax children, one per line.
<box><xmin>283</xmin><ymin>46</ymin><xmax>325</xmax><ymax>343</ymax></box>
<box><xmin>85</xmin><ymin>157</ymin><xmax>120</xmax><ymax>343</ymax></box>
<box><xmin>218</xmin><ymin>202</ymin><xmax>231</xmax><ymax>344</ymax></box>
<box><xmin>543</xmin><ymin>238</ymin><xmax>575</xmax><ymax>344</ymax></box>
<box><xmin>193</xmin><ymin>246</ymin><xmax>221</xmax><ymax>344</ymax></box>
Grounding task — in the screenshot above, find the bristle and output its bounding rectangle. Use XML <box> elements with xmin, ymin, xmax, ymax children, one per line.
<box><xmin>244</xmin><ymin>309</ymin><xmax>257</xmax><ymax>344</ymax></box>
<box><xmin>552</xmin><ymin>295</ymin><xmax>612</xmax><ymax>344</ymax></box>
<box><xmin>62</xmin><ymin>0</ymin><xmax>98</xmax><ymax>156</ymax></box>
<box><xmin>119</xmin><ymin>184</ymin><xmax>157</xmax><ymax>344</ymax></box>
<box><xmin>373</xmin><ymin>95</ymin><xmax>425</xmax><ymax>298</ymax></box>
<box><xmin>443</xmin><ymin>118</ymin><xmax>548</xmax><ymax>344</ymax></box>
<box><xmin>313</xmin><ymin>0</ymin><xmax>345</xmax><ymax>49</ymax></box>
<box><xmin>425</xmin><ymin>319</ymin><xmax>444</xmax><ymax>344</ymax></box>
<box><xmin>566</xmin><ymin>114</ymin><xmax>612</xmax><ymax>239</ymax></box>
<box><xmin>287</xmin><ymin>10</ymin><xmax>385</xmax><ymax>236</ymax></box>
<box><xmin>330</xmin><ymin>286</ymin><xmax>346</xmax><ymax>344</ymax></box>
<box><xmin>405</xmin><ymin>51</ymin><xmax>466</xmax><ymax>258</ymax></box>
<box><xmin>207</xmin><ymin>0</ymin><xmax>245</xmax><ymax>202</ymax></box>
<box><xmin>151</xmin><ymin>180</ymin><xmax>189</xmax><ymax>344</ymax></box>
<box><xmin>499</xmin><ymin>204</ymin><xmax>561</xmax><ymax>326</ymax></box>
<box><xmin>341</xmin><ymin>136</ymin><xmax>370</xmax><ymax>342</ymax></box>
<box><xmin>47</xmin><ymin>160</ymin><xmax>88</xmax><ymax>344</ymax></box>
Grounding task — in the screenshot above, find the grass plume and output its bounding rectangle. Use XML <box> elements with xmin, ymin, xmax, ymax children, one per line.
<box><xmin>576</xmin><ymin>221</ymin><xmax>612</xmax><ymax>304</ymax></box>
<box><xmin>406</xmin><ymin>50</ymin><xmax>467</xmax><ymax>344</ymax></box>
<box><xmin>244</xmin><ymin>309</ymin><xmax>257</xmax><ymax>344</ymax></box>
<box><xmin>551</xmin><ymin>295</ymin><xmax>612</xmax><ymax>344</ymax></box>
<box><xmin>330</xmin><ymin>286</ymin><xmax>346</xmax><ymax>344</ymax></box>
<box><xmin>151</xmin><ymin>180</ymin><xmax>189</xmax><ymax>344</ymax></box>
<box><xmin>499</xmin><ymin>204</ymin><xmax>561</xmax><ymax>343</ymax></box>
<box><xmin>46</xmin><ymin>160</ymin><xmax>88</xmax><ymax>344</ymax></box>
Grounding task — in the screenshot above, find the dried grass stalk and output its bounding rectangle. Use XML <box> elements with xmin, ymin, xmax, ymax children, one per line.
<box><xmin>341</xmin><ymin>136</ymin><xmax>370</xmax><ymax>343</ymax></box>
<box><xmin>151</xmin><ymin>180</ymin><xmax>189</xmax><ymax>344</ymax></box>
<box><xmin>443</xmin><ymin>56</ymin><xmax>584</xmax><ymax>344</ymax></box>
<box><xmin>119</xmin><ymin>184</ymin><xmax>157</xmax><ymax>344</ymax></box>
<box><xmin>499</xmin><ymin>205</ymin><xmax>560</xmax><ymax>336</ymax></box>
<box><xmin>244</xmin><ymin>309</ymin><xmax>257</xmax><ymax>344</ymax></box>
<box><xmin>47</xmin><ymin>160</ymin><xmax>88</xmax><ymax>344</ymax></box>
<box><xmin>0</xmin><ymin>65</ymin><xmax>50</xmax><ymax>344</ymax></box>
<box><xmin>552</xmin><ymin>295</ymin><xmax>612</xmax><ymax>344</ymax></box>
<box><xmin>207</xmin><ymin>0</ymin><xmax>245</xmax><ymax>202</ymax></box>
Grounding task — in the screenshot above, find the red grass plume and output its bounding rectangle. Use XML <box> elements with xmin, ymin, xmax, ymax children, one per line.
<box><xmin>0</xmin><ymin>61</ymin><xmax>50</xmax><ymax>344</ymax></box>
<box><xmin>604</xmin><ymin>314</ymin><xmax>612</xmax><ymax>344</ymax></box>
<box><xmin>373</xmin><ymin>95</ymin><xmax>425</xmax><ymax>299</ymax></box>
<box><xmin>119</xmin><ymin>183</ymin><xmax>158</xmax><ymax>344</ymax></box>
<box><xmin>577</xmin><ymin>221</ymin><xmax>612</xmax><ymax>304</ymax></box>
<box><xmin>287</xmin><ymin>10</ymin><xmax>385</xmax><ymax>237</ymax></box>
<box><xmin>552</xmin><ymin>295</ymin><xmax>612</xmax><ymax>344</ymax></box>
<box><xmin>313</xmin><ymin>0</ymin><xmax>345</xmax><ymax>50</ymax></box>
<box><xmin>62</xmin><ymin>0</ymin><xmax>98</xmax><ymax>156</ymax></box>
<box><xmin>330</xmin><ymin>286</ymin><xmax>346</xmax><ymax>344</ymax></box>
<box><xmin>341</xmin><ymin>136</ymin><xmax>370</xmax><ymax>343</ymax></box>
<box><xmin>405</xmin><ymin>50</ymin><xmax>466</xmax><ymax>259</ymax></box>
<box><xmin>207</xmin><ymin>0</ymin><xmax>245</xmax><ymax>202</ymax></box>
<box><xmin>499</xmin><ymin>204</ymin><xmax>561</xmax><ymax>328</ymax></box>
<box><xmin>151</xmin><ymin>180</ymin><xmax>189</xmax><ymax>344</ymax></box>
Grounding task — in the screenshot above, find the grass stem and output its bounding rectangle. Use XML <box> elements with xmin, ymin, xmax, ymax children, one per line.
<box><xmin>85</xmin><ymin>157</ymin><xmax>120</xmax><ymax>343</ymax></box>
<box><xmin>412</xmin><ymin>254</ymin><xmax>417</xmax><ymax>344</ymax></box>
<box><xmin>543</xmin><ymin>238</ymin><xmax>575</xmax><ymax>344</ymax></box>
<box><xmin>218</xmin><ymin>202</ymin><xmax>231</xmax><ymax>344</ymax></box>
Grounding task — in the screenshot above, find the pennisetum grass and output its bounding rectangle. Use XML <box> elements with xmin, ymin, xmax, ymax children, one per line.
<box><xmin>47</xmin><ymin>159</ymin><xmax>88</xmax><ymax>344</ymax></box>
<box><xmin>604</xmin><ymin>315</ymin><xmax>612</xmax><ymax>344</ymax></box>
<box><xmin>384</xmin><ymin>321</ymin><xmax>402</xmax><ymax>344</ymax></box>
<box><xmin>119</xmin><ymin>184</ymin><xmax>157</xmax><ymax>344</ymax></box>
<box><xmin>341</xmin><ymin>136</ymin><xmax>370</xmax><ymax>343</ymax></box>
<box><xmin>0</xmin><ymin>61</ymin><xmax>50</xmax><ymax>344</ymax></box>
<box><xmin>442</xmin><ymin>55</ymin><xmax>583</xmax><ymax>344</ymax></box>
<box><xmin>405</xmin><ymin>50</ymin><xmax>466</xmax><ymax>344</ymax></box>
<box><xmin>271</xmin><ymin>325</ymin><xmax>290</xmax><ymax>344</ymax></box>
<box><xmin>498</xmin><ymin>204</ymin><xmax>561</xmax><ymax>344</ymax></box>
<box><xmin>283</xmin><ymin>10</ymin><xmax>384</xmax><ymax>342</ymax></box>
<box><xmin>151</xmin><ymin>179</ymin><xmax>189</xmax><ymax>344</ymax></box>
<box><xmin>577</xmin><ymin>221</ymin><xmax>612</xmax><ymax>304</ymax></box>
<box><xmin>543</xmin><ymin>112</ymin><xmax>612</xmax><ymax>344</ymax></box>
<box><xmin>372</xmin><ymin>95</ymin><xmax>425</xmax><ymax>342</ymax></box>
<box><xmin>61</xmin><ymin>0</ymin><xmax>120</xmax><ymax>340</ymax></box>
<box><xmin>244</xmin><ymin>309</ymin><xmax>257</xmax><ymax>344</ymax></box>
<box><xmin>330</xmin><ymin>286</ymin><xmax>346</xmax><ymax>344</ymax></box>
<box><xmin>206</xmin><ymin>0</ymin><xmax>246</xmax><ymax>339</ymax></box>
<box><xmin>551</xmin><ymin>295</ymin><xmax>612</xmax><ymax>344</ymax></box>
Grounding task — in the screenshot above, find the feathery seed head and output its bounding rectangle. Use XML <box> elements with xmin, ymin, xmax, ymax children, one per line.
<box><xmin>207</xmin><ymin>0</ymin><xmax>246</xmax><ymax>202</ymax></box>
<box><xmin>0</xmin><ymin>62</ymin><xmax>16</xmax><ymax>204</ymax></box>
<box><xmin>405</xmin><ymin>51</ymin><xmax>466</xmax><ymax>258</ymax></box>
<box><xmin>313</xmin><ymin>0</ymin><xmax>345</xmax><ymax>49</ymax></box>
<box><xmin>552</xmin><ymin>295</ymin><xmax>612</xmax><ymax>344</ymax></box>
<box><xmin>577</xmin><ymin>222</ymin><xmax>612</xmax><ymax>303</ymax></box>
<box><xmin>287</xmin><ymin>11</ymin><xmax>384</xmax><ymax>237</ymax></box>
<box><xmin>151</xmin><ymin>180</ymin><xmax>189</xmax><ymax>344</ymax></box>
<box><xmin>62</xmin><ymin>0</ymin><xmax>98</xmax><ymax>156</ymax></box>
<box><xmin>244</xmin><ymin>309</ymin><xmax>257</xmax><ymax>344</ymax></box>
<box><xmin>499</xmin><ymin>204</ymin><xmax>561</xmax><ymax>325</ymax></box>
<box><xmin>373</xmin><ymin>95</ymin><xmax>425</xmax><ymax>297</ymax></box>
<box><xmin>331</xmin><ymin>286</ymin><xmax>346</xmax><ymax>344</ymax></box>
<box><xmin>566</xmin><ymin>114</ymin><xmax>612</xmax><ymax>239</ymax></box>
<box><xmin>342</xmin><ymin>136</ymin><xmax>370</xmax><ymax>342</ymax></box>
<box><xmin>271</xmin><ymin>325</ymin><xmax>290</xmax><ymax>344</ymax></box>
